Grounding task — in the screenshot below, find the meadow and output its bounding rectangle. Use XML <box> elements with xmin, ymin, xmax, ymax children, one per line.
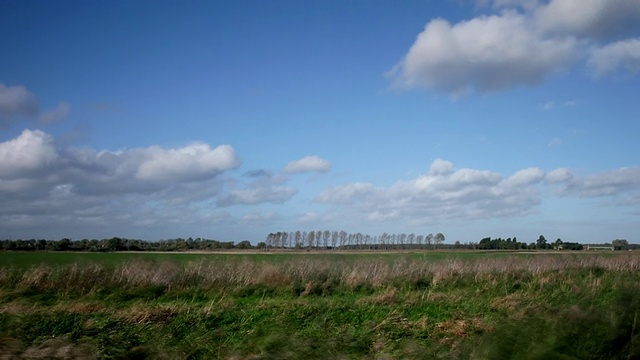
<box><xmin>1</xmin><ymin>250</ymin><xmax>639</xmax><ymax>359</ymax></box>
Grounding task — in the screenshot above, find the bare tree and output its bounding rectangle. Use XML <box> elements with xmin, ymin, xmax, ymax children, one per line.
<box><xmin>416</xmin><ymin>235</ymin><xmax>424</xmax><ymax>248</ymax></box>
<box><xmin>407</xmin><ymin>233</ymin><xmax>415</xmax><ymax>248</ymax></box>
<box><xmin>266</xmin><ymin>233</ymin><xmax>275</xmax><ymax>249</ymax></box>
<box><xmin>294</xmin><ymin>231</ymin><xmax>302</xmax><ymax>249</ymax></box>
<box><xmin>434</xmin><ymin>233</ymin><xmax>445</xmax><ymax>249</ymax></box>
<box><xmin>308</xmin><ymin>231</ymin><xmax>315</xmax><ymax>250</ymax></box>
<box><xmin>425</xmin><ymin>233</ymin><xmax>433</xmax><ymax>250</ymax></box>
<box><xmin>331</xmin><ymin>231</ymin><xmax>339</xmax><ymax>250</ymax></box>
<box><xmin>398</xmin><ymin>233</ymin><xmax>407</xmax><ymax>249</ymax></box>
<box><xmin>323</xmin><ymin>230</ymin><xmax>330</xmax><ymax>250</ymax></box>
<box><xmin>339</xmin><ymin>230</ymin><xmax>348</xmax><ymax>249</ymax></box>
<box><xmin>281</xmin><ymin>232</ymin><xmax>288</xmax><ymax>249</ymax></box>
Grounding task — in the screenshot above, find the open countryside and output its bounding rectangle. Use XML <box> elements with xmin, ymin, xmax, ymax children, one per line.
<box><xmin>2</xmin><ymin>0</ymin><xmax>640</xmax><ymax>358</ymax></box>
<box><xmin>2</xmin><ymin>242</ymin><xmax>640</xmax><ymax>358</ymax></box>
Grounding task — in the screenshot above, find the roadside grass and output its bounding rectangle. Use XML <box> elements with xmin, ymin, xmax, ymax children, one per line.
<box><xmin>0</xmin><ymin>253</ymin><xmax>639</xmax><ymax>358</ymax></box>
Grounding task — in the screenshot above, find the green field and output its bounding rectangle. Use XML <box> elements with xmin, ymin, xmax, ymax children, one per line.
<box><xmin>1</xmin><ymin>251</ymin><xmax>639</xmax><ymax>359</ymax></box>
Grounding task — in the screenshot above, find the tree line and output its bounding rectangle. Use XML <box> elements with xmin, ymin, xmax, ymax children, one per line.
<box><xmin>262</xmin><ymin>231</ymin><xmax>446</xmax><ymax>250</ymax></box>
<box><xmin>0</xmin><ymin>237</ymin><xmax>245</xmax><ymax>252</ymax></box>
<box><xmin>0</xmin><ymin>234</ymin><xmax>633</xmax><ymax>252</ymax></box>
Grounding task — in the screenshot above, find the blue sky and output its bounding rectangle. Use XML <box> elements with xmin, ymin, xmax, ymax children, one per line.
<box><xmin>1</xmin><ymin>0</ymin><xmax>639</xmax><ymax>244</ymax></box>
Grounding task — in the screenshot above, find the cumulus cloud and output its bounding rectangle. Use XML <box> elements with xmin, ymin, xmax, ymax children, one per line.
<box><xmin>534</xmin><ymin>0</ymin><xmax>640</xmax><ymax>40</ymax></box>
<box><xmin>506</xmin><ymin>167</ymin><xmax>545</xmax><ymax>186</ymax></box>
<box><xmin>548</xmin><ymin>166</ymin><xmax>640</xmax><ymax>198</ymax></box>
<box><xmin>389</xmin><ymin>0</ymin><xmax>640</xmax><ymax>95</ymax></box>
<box><xmin>317</xmin><ymin>160</ymin><xmax>640</xmax><ymax>226</ymax></box>
<box><xmin>0</xmin><ymin>129</ymin><xmax>58</xmax><ymax>178</ymax></box>
<box><xmin>589</xmin><ymin>38</ymin><xmax>640</xmax><ymax>76</ymax></box>
<box><xmin>388</xmin><ymin>11</ymin><xmax>576</xmax><ymax>94</ymax></box>
<box><xmin>283</xmin><ymin>155</ymin><xmax>331</xmax><ymax>174</ymax></box>
<box><xmin>0</xmin><ymin>130</ymin><xmax>245</xmax><ymax>238</ymax></box>
<box><xmin>136</xmin><ymin>143</ymin><xmax>239</xmax><ymax>182</ymax></box>
<box><xmin>317</xmin><ymin>159</ymin><xmax>544</xmax><ymax>223</ymax></box>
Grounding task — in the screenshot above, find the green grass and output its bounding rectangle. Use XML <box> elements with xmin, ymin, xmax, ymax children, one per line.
<box><xmin>1</xmin><ymin>252</ymin><xmax>639</xmax><ymax>359</ymax></box>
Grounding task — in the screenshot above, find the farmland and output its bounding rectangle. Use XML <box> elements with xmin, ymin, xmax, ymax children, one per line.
<box><xmin>1</xmin><ymin>251</ymin><xmax>640</xmax><ymax>359</ymax></box>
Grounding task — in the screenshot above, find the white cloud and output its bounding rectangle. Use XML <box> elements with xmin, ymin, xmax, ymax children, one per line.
<box><xmin>429</xmin><ymin>158</ymin><xmax>454</xmax><ymax>176</ymax></box>
<box><xmin>534</xmin><ymin>0</ymin><xmax>640</xmax><ymax>40</ymax></box>
<box><xmin>283</xmin><ymin>155</ymin><xmax>331</xmax><ymax>174</ymax></box>
<box><xmin>317</xmin><ymin>159</ymin><xmax>544</xmax><ymax>224</ymax></box>
<box><xmin>546</xmin><ymin>167</ymin><xmax>574</xmax><ymax>183</ymax></box>
<box><xmin>387</xmin><ymin>11</ymin><xmax>576</xmax><ymax>94</ymax></box>
<box><xmin>506</xmin><ymin>167</ymin><xmax>545</xmax><ymax>186</ymax></box>
<box><xmin>317</xmin><ymin>161</ymin><xmax>640</xmax><ymax>227</ymax></box>
<box><xmin>389</xmin><ymin>0</ymin><xmax>640</xmax><ymax>95</ymax></box>
<box><xmin>38</xmin><ymin>101</ymin><xmax>70</xmax><ymax>124</ymax></box>
<box><xmin>547</xmin><ymin>166</ymin><xmax>640</xmax><ymax>198</ymax></box>
<box><xmin>0</xmin><ymin>129</ymin><xmax>58</xmax><ymax>178</ymax></box>
<box><xmin>136</xmin><ymin>143</ymin><xmax>239</xmax><ymax>182</ymax></box>
<box><xmin>589</xmin><ymin>38</ymin><xmax>640</xmax><ymax>76</ymax></box>
<box><xmin>0</xmin><ymin>130</ymin><xmax>246</xmax><ymax>238</ymax></box>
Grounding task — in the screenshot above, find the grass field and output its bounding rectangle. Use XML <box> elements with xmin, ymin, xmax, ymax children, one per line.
<box><xmin>1</xmin><ymin>251</ymin><xmax>639</xmax><ymax>359</ymax></box>
<box><xmin>0</xmin><ymin>249</ymin><xmax>593</xmax><ymax>268</ymax></box>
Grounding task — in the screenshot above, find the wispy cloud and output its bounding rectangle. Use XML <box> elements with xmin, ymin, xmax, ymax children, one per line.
<box><xmin>0</xmin><ymin>83</ymin><xmax>70</xmax><ymax>127</ymax></box>
<box><xmin>283</xmin><ymin>155</ymin><xmax>331</xmax><ymax>174</ymax></box>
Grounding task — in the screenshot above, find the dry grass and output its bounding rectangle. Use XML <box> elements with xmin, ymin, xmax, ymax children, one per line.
<box><xmin>2</xmin><ymin>253</ymin><xmax>640</xmax><ymax>296</ymax></box>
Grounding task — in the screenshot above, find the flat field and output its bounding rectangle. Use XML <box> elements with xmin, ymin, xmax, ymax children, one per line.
<box><xmin>1</xmin><ymin>250</ymin><xmax>639</xmax><ymax>359</ymax></box>
<box><xmin>0</xmin><ymin>250</ymin><xmax>531</xmax><ymax>268</ymax></box>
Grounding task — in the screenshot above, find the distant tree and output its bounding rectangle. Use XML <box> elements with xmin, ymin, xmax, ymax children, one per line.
<box><xmin>236</xmin><ymin>240</ymin><xmax>252</xmax><ymax>249</ymax></box>
<box><xmin>294</xmin><ymin>231</ymin><xmax>302</xmax><ymax>249</ymax></box>
<box><xmin>339</xmin><ymin>231</ymin><xmax>347</xmax><ymax>249</ymax></box>
<box><xmin>612</xmin><ymin>239</ymin><xmax>629</xmax><ymax>251</ymax></box>
<box><xmin>425</xmin><ymin>233</ymin><xmax>433</xmax><ymax>249</ymax></box>
<box><xmin>308</xmin><ymin>231</ymin><xmax>315</xmax><ymax>250</ymax></box>
<box><xmin>331</xmin><ymin>231</ymin><xmax>339</xmax><ymax>249</ymax></box>
<box><xmin>554</xmin><ymin>238</ymin><xmax>563</xmax><ymax>250</ymax></box>
<box><xmin>323</xmin><ymin>230</ymin><xmax>331</xmax><ymax>249</ymax></box>
<box><xmin>536</xmin><ymin>235</ymin><xmax>548</xmax><ymax>250</ymax></box>
<box><xmin>434</xmin><ymin>233</ymin><xmax>445</xmax><ymax>248</ymax></box>
<box><xmin>407</xmin><ymin>233</ymin><xmax>415</xmax><ymax>248</ymax></box>
<box><xmin>266</xmin><ymin>233</ymin><xmax>275</xmax><ymax>249</ymax></box>
<box><xmin>398</xmin><ymin>233</ymin><xmax>407</xmax><ymax>248</ymax></box>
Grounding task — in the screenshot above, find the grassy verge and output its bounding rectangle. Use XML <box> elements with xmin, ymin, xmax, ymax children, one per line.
<box><xmin>1</xmin><ymin>253</ymin><xmax>640</xmax><ymax>359</ymax></box>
